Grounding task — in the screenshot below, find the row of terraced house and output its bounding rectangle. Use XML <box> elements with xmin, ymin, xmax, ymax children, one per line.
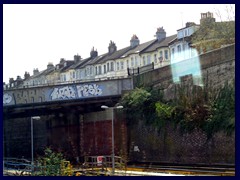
<box><xmin>4</xmin><ymin>12</ymin><xmax>226</xmax><ymax>90</ymax></box>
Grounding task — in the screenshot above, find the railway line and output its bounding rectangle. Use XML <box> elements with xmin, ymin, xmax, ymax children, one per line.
<box><xmin>3</xmin><ymin>157</ymin><xmax>235</xmax><ymax>176</ymax></box>
<box><xmin>125</xmin><ymin>163</ymin><xmax>235</xmax><ymax>176</ymax></box>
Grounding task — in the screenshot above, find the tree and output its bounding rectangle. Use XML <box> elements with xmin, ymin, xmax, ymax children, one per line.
<box><xmin>191</xmin><ymin>6</ymin><xmax>235</xmax><ymax>53</ymax></box>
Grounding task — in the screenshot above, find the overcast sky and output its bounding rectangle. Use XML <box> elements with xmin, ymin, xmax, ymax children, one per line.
<box><xmin>3</xmin><ymin>4</ymin><xmax>235</xmax><ymax>83</ymax></box>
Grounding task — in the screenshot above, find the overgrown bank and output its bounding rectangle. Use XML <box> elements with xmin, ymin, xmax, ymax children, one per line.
<box><xmin>120</xmin><ymin>82</ymin><xmax>235</xmax><ymax>164</ymax></box>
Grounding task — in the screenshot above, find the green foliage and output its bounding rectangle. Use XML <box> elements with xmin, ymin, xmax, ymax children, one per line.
<box><xmin>154</xmin><ymin>102</ymin><xmax>173</xmax><ymax>131</ymax></box>
<box><xmin>121</xmin><ymin>87</ymin><xmax>164</xmax><ymax>126</ymax></box>
<box><xmin>36</xmin><ymin>147</ymin><xmax>66</xmax><ymax>176</ymax></box>
<box><xmin>121</xmin><ymin>88</ymin><xmax>151</xmax><ymax>124</ymax></box>
<box><xmin>121</xmin><ymin>82</ymin><xmax>235</xmax><ymax>137</ymax></box>
<box><xmin>173</xmin><ymin>86</ymin><xmax>212</xmax><ymax>133</ymax></box>
<box><xmin>121</xmin><ymin>88</ymin><xmax>151</xmax><ymax>108</ymax></box>
<box><xmin>191</xmin><ymin>18</ymin><xmax>235</xmax><ymax>53</ymax></box>
<box><xmin>203</xmin><ymin>83</ymin><xmax>235</xmax><ymax>138</ymax></box>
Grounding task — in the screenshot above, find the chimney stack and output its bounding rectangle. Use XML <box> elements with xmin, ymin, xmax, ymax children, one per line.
<box><xmin>156</xmin><ymin>27</ymin><xmax>166</xmax><ymax>42</ymax></box>
<box><xmin>130</xmin><ymin>34</ymin><xmax>140</xmax><ymax>48</ymax></box>
<box><xmin>90</xmin><ymin>47</ymin><xmax>98</xmax><ymax>58</ymax></box>
<box><xmin>33</xmin><ymin>68</ymin><xmax>39</xmax><ymax>75</ymax></box>
<box><xmin>108</xmin><ymin>41</ymin><xmax>117</xmax><ymax>54</ymax></box>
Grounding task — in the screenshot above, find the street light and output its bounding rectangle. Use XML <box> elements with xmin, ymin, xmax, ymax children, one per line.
<box><xmin>31</xmin><ymin>116</ymin><xmax>40</xmax><ymax>174</ymax></box>
<box><xmin>101</xmin><ymin>105</ymin><xmax>123</xmax><ymax>175</ymax></box>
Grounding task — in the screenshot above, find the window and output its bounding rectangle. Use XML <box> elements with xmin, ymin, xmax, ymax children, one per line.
<box><xmin>90</xmin><ymin>67</ymin><xmax>93</xmax><ymax>75</ymax></box>
<box><xmin>143</xmin><ymin>56</ymin><xmax>146</xmax><ymax>65</ymax></box>
<box><xmin>164</xmin><ymin>50</ymin><xmax>168</xmax><ymax>60</ymax></box>
<box><xmin>177</xmin><ymin>45</ymin><xmax>181</xmax><ymax>53</ymax></box>
<box><xmin>147</xmin><ymin>55</ymin><xmax>151</xmax><ymax>64</ymax></box>
<box><xmin>107</xmin><ymin>63</ymin><xmax>110</xmax><ymax>72</ymax></box>
<box><xmin>116</xmin><ymin>62</ymin><xmax>120</xmax><ymax>70</ymax></box>
<box><xmin>103</xmin><ymin>65</ymin><xmax>106</xmax><ymax>74</ymax></box>
<box><xmin>172</xmin><ymin>48</ymin><xmax>175</xmax><ymax>59</ymax></box>
<box><xmin>110</xmin><ymin>62</ymin><xmax>114</xmax><ymax>71</ymax></box>
<box><xmin>73</xmin><ymin>71</ymin><xmax>75</xmax><ymax>78</ymax></box>
<box><xmin>131</xmin><ymin>57</ymin><xmax>134</xmax><ymax>67</ymax></box>
<box><xmin>120</xmin><ymin>61</ymin><xmax>124</xmax><ymax>69</ymax></box>
<box><xmin>98</xmin><ymin>66</ymin><xmax>102</xmax><ymax>74</ymax></box>
<box><xmin>64</xmin><ymin>74</ymin><xmax>66</xmax><ymax>81</ymax></box>
<box><xmin>127</xmin><ymin>60</ymin><xmax>129</xmax><ymax>67</ymax></box>
<box><xmin>95</xmin><ymin>66</ymin><xmax>98</xmax><ymax>75</ymax></box>
<box><xmin>135</xmin><ymin>56</ymin><xmax>138</xmax><ymax>67</ymax></box>
<box><xmin>154</xmin><ymin>54</ymin><xmax>157</xmax><ymax>63</ymax></box>
<box><xmin>86</xmin><ymin>67</ymin><xmax>90</xmax><ymax>76</ymax></box>
<box><xmin>159</xmin><ymin>51</ymin><xmax>163</xmax><ymax>58</ymax></box>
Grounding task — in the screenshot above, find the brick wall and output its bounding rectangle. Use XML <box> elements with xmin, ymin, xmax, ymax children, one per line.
<box><xmin>128</xmin><ymin>120</ymin><xmax>235</xmax><ymax>164</ymax></box>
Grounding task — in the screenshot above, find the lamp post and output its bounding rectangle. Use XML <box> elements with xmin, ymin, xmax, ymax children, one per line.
<box><xmin>101</xmin><ymin>105</ymin><xmax>123</xmax><ymax>175</ymax></box>
<box><xmin>31</xmin><ymin>116</ymin><xmax>40</xmax><ymax>174</ymax></box>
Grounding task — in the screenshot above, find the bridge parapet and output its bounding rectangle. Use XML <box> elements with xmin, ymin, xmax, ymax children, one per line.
<box><xmin>3</xmin><ymin>78</ymin><xmax>133</xmax><ymax>106</ymax></box>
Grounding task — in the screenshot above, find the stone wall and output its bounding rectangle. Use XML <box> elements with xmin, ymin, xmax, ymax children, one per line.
<box><xmin>133</xmin><ymin>44</ymin><xmax>235</xmax><ymax>93</ymax></box>
<box><xmin>129</xmin><ymin>44</ymin><xmax>235</xmax><ymax>164</ymax></box>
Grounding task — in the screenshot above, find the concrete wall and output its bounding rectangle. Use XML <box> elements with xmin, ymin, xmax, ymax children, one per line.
<box><xmin>3</xmin><ymin>78</ymin><xmax>133</xmax><ymax>106</ymax></box>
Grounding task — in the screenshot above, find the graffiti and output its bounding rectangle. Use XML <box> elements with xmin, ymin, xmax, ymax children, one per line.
<box><xmin>3</xmin><ymin>93</ymin><xmax>13</xmax><ymax>104</ymax></box>
<box><xmin>77</xmin><ymin>84</ymin><xmax>102</xmax><ymax>97</ymax></box>
<box><xmin>50</xmin><ymin>84</ymin><xmax>102</xmax><ymax>100</ymax></box>
<box><xmin>50</xmin><ymin>86</ymin><xmax>76</xmax><ymax>100</ymax></box>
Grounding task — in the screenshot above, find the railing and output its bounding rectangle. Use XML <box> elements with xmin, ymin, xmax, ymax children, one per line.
<box><xmin>3</xmin><ymin>158</ymin><xmax>73</xmax><ymax>176</ymax></box>
<box><xmin>4</xmin><ymin>157</ymin><xmax>32</xmax><ymax>175</ymax></box>
<box><xmin>83</xmin><ymin>155</ymin><xmax>126</xmax><ymax>171</ymax></box>
<box><xmin>4</xmin><ymin>75</ymin><xmax>130</xmax><ymax>90</ymax></box>
<box><xmin>128</xmin><ymin>62</ymin><xmax>154</xmax><ymax>76</ymax></box>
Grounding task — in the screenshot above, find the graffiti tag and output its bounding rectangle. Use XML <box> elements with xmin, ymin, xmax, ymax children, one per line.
<box><xmin>77</xmin><ymin>84</ymin><xmax>102</xmax><ymax>97</ymax></box>
<box><xmin>50</xmin><ymin>86</ymin><xmax>76</xmax><ymax>100</ymax></box>
<box><xmin>3</xmin><ymin>93</ymin><xmax>13</xmax><ymax>104</ymax></box>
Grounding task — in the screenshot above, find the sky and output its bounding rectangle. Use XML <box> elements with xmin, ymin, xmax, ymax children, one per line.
<box><xmin>3</xmin><ymin>4</ymin><xmax>235</xmax><ymax>83</ymax></box>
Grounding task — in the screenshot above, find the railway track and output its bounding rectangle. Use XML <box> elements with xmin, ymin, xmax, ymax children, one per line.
<box><xmin>127</xmin><ymin>163</ymin><xmax>235</xmax><ymax>176</ymax></box>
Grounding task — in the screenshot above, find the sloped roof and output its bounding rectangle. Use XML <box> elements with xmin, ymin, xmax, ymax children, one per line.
<box><xmin>60</xmin><ymin>61</ymin><xmax>75</xmax><ymax>72</ymax></box>
<box><xmin>67</xmin><ymin>57</ymin><xmax>92</xmax><ymax>70</ymax></box>
<box><xmin>142</xmin><ymin>34</ymin><xmax>177</xmax><ymax>53</ymax></box>
<box><xmin>97</xmin><ymin>46</ymin><xmax>133</xmax><ymax>64</ymax></box>
<box><xmin>121</xmin><ymin>39</ymin><xmax>156</xmax><ymax>57</ymax></box>
<box><xmin>80</xmin><ymin>53</ymin><xmax>108</xmax><ymax>68</ymax></box>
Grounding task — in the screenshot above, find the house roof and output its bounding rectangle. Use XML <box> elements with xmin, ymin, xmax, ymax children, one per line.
<box><xmin>141</xmin><ymin>34</ymin><xmax>177</xmax><ymax>53</ymax></box>
<box><xmin>97</xmin><ymin>46</ymin><xmax>133</xmax><ymax>64</ymax></box>
<box><xmin>68</xmin><ymin>57</ymin><xmax>92</xmax><ymax>70</ymax></box>
<box><xmin>80</xmin><ymin>53</ymin><xmax>108</xmax><ymax>68</ymax></box>
<box><xmin>121</xmin><ymin>39</ymin><xmax>156</xmax><ymax>58</ymax></box>
<box><xmin>60</xmin><ymin>61</ymin><xmax>75</xmax><ymax>72</ymax></box>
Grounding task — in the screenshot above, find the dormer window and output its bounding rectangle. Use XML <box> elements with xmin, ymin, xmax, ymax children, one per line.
<box><xmin>64</xmin><ymin>62</ymin><xmax>67</xmax><ymax>67</ymax></box>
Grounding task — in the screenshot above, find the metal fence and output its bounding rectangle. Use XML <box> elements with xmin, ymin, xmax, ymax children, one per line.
<box><xmin>127</xmin><ymin>62</ymin><xmax>154</xmax><ymax>76</ymax></box>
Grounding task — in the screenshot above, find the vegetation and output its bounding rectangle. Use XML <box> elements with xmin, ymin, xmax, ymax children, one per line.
<box><xmin>36</xmin><ymin>147</ymin><xmax>73</xmax><ymax>176</ymax></box>
<box><xmin>120</xmin><ymin>82</ymin><xmax>235</xmax><ymax>138</ymax></box>
<box><xmin>191</xmin><ymin>6</ymin><xmax>235</xmax><ymax>53</ymax></box>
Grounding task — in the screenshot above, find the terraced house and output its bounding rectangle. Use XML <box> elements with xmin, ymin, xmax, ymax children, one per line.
<box><xmin>4</xmin><ymin>12</ymin><xmax>233</xmax><ymax>90</ymax></box>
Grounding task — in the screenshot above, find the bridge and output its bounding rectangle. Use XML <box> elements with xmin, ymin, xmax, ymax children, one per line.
<box><xmin>3</xmin><ymin>78</ymin><xmax>133</xmax><ymax>119</ymax></box>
